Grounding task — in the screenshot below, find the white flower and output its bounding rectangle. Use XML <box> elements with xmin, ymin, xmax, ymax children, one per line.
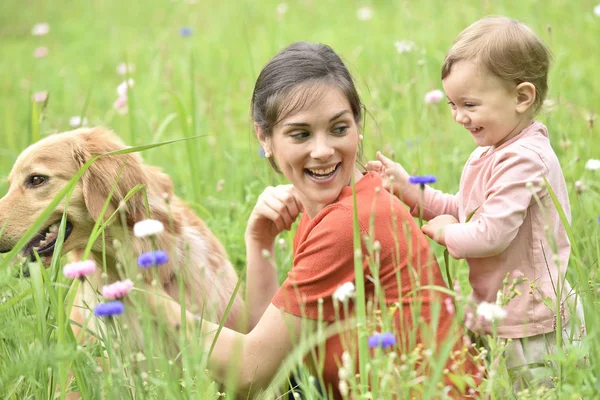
<box><xmin>332</xmin><ymin>281</ymin><xmax>355</xmax><ymax>302</ymax></box>
<box><xmin>585</xmin><ymin>159</ymin><xmax>600</xmax><ymax>171</ymax></box>
<box><xmin>117</xmin><ymin>78</ymin><xmax>135</xmax><ymax>97</ymax></box>
<box><xmin>357</xmin><ymin>6</ymin><xmax>373</xmax><ymax>21</ymax></box>
<box><xmin>594</xmin><ymin>4</ymin><xmax>600</xmax><ymax>17</ymax></box>
<box><xmin>424</xmin><ymin>89</ymin><xmax>444</xmax><ymax>104</ymax></box>
<box><xmin>133</xmin><ymin>219</ymin><xmax>164</xmax><ymax>237</ymax></box>
<box><xmin>116</xmin><ymin>62</ymin><xmax>135</xmax><ymax>76</ymax></box>
<box><xmin>31</xmin><ymin>23</ymin><xmax>50</xmax><ymax>36</ymax></box>
<box><xmin>575</xmin><ymin>180</ymin><xmax>585</xmax><ymax>194</ymax></box>
<box><xmin>276</xmin><ymin>3</ymin><xmax>288</xmax><ymax>16</ymax></box>
<box><xmin>476</xmin><ymin>301</ymin><xmax>507</xmax><ymax>322</ymax></box>
<box><xmin>69</xmin><ymin>116</ymin><xmax>88</xmax><ymax>128</ymax></box>
<box><xmin>394</xmin><ymin>40</ymin><xmax>416</xmax><ymax>54</ymax></box>
<box><xmin>338</xmin><ymin>380</ymin><xmax>349</xmax><ymax>397</ymax></box>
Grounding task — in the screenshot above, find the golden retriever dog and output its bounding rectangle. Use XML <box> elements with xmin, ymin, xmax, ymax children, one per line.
<box><xmin>0</xmin><ymin>127</ymin><xmax>244</xmax><ymax>347</ymax></box>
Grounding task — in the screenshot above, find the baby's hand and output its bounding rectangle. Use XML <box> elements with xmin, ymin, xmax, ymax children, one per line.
<box><xmin>421</xmin><ymin>214</ymin><xmax>459</xmax><ymax>247</ymax></box>
<box><xmin>366</xmin><ymin>152</ymin><xmax>416</xmax><ymax>205</ymax></box>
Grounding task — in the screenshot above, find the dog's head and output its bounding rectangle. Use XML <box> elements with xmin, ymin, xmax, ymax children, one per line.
<box><xmin>0</xmin><ymin>127</ymin><xmax>171</xmax><ymax>266</ymax></box>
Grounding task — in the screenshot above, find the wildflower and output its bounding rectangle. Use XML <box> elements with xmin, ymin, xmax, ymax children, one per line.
<box><xmin>542</xmin><ymin>99</ymin><xmax>557</xmax><ymax>113</ymax></box>
<box><xmin>356</xmin><ymin>6</ymin><xmax>373</xmax><ymax>21</ymax></box>
<box><xmin>69</xmin><ymin>116</ymin><xmax>88</xmax><ymax>128</ymax></box>
<box><xmin>585</xmin><ymin>159</ymin><xmax>600</xmax><ymax>171</ymax></box>
<box><xmin>277</xmin><ymin>238</ymin><xmax>286</xmax><ymax>248</ymax></box>
<box><xmin>424</xmin><ymin>89</ymin><xmax>444</xmax><ymax>104</ymax></box>
<box><xmin>367</xmin><ymin>332</ymin><xmax>396</xmax><ymax>349</ymax></box>
<box><xmin>444</xmin><ymin>297</ymin><xmax>455</xmax><ymax>314</ymax></box>
<box><xmin>261</xmin><ymin>249</ymin><xmax>271</xmax><ymax>259</ymax></box>
<box><xmin>258</xmin><ymin>146</ymin><xmax>266</xmax><ymax>158</ymax></box>
<box><xmin>63</xmin><ymin>260</ymin><xmax>96</xmax><ymax>279</ymax></box>
<box><xmin>116</xmin><ymin>62</ymin><xmax>135</xmax><ymax>76</ymax></box>
<box><xmin>595</xmin><ymin>4</ymin><xmax>600</xmax><ymax>17</ymax></box>
<box><xmin>394</xmin><ymin>40</ymin><xmax>416</xmax><ymax>54</ymax></box>
<box><xmin>275</xmin><ymin>3</ymin><xmax>288</xmax><ymax>16</ymax></box>
<box><xmin>33</xmin><ymin>47</ymin><xmax>48</xmax><ymax>58</ymax></box>
<box><xmin>137</xmin><ymin>250</ymin><xmax>169</xmax><ymax>269</ymax></box>
<box><xmin>102</xmin><ymin>279</ymin><xmax>134</xmax><ymax>300</ymax></box>
<box><xmin>117</xmin><ymin>78</ymin><xmax>135</xmax><ymax>97</ymax></box>
<box><xmin>476</xmin><ymin>301</ymin><xmax>507</xmax><ymax>322</ymax></box>
<box><xmin>133</xmin><ymin>219</ymin><xmax>164</xmax><ymax>237</ymax></box>
<box><xmin>341</xmin><ymin>351</ymin><xmax>352</xmax><ymax>370</ymax></box>
<box><xmin>559</xmin><ymin>137</ymin><xmax>571</xmax><ymax>151</ymax></box>
<box><xmin>408</xmin><ymin>175</ymin><xmax>437</xmax><ymax>185</ymax></box>
<box><xmin>338</xmin><ymin>380</ymin><xmax>349</xmax><ymax>397</ymax></box>
<box><xmin>113</xmin><ymin>96</ymin><xmax>128</xmax><ymax>115</ymax></box>
<box><xmin>94</xmin><ymin>301</ymin><xmax>125</xmax><ymax>317</ymax></box>
<box><xmin>32</xmin><ymin>91</ymin><xmax>48</xmax><ymax>103</ymax></box>
<box><xmin>333</xmin><ymin>281</ymin><xmax>355</xmax><ymax>302</ymax></box>
<box><xmin>31</xmin><ymin>23</ymin><xmax>50</xmax><ymax>36</ymax></box>
<box><xmin>179</xmin><ymin>27</ymin><xmax>193</xmax><ymax>37</ymax></box>
<box><xmin>574</xmin><ymin>180</ymin><xmax>585</xmax><ymax>194</ymax></box>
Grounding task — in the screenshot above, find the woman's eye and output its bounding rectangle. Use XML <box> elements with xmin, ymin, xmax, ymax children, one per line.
<box><xmin>465</xmin><ymin>103</ymin><xmax>476</xmax><ymax>108</ymax></box>
<box><xmin>290</xmin><ymin>131</ymin><xmax>309</xmax><ymax>140</ymax></box>
<box><xmin>447</xmin><ymin>101</ymin><xmax>456</xmax><ymax>110</ymax></box>
<box><xmin>28</xmin><ymin>175</ymin><xmax>47</xmax><ymax>187</ymax></box>
<box><xmin>332</xmin><ymin>125</ymin><xmax>348</xmax><ymax>135</ymax></box>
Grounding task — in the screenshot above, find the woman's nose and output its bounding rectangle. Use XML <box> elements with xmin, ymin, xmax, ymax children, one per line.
<box><xmin>310</xmin><ymin>134</ymin><xmax>335</xmax><ymax>159</ymax></box>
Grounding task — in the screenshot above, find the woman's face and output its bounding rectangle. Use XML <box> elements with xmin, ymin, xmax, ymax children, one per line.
<box><xmin>262</xmin><ymin>84</ymin><xmax>361</xmax><ymax>218</ymax></box>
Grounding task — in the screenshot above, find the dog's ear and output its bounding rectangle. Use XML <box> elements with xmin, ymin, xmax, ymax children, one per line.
<box><xmin>73</xmin><ymin>128</ymin><xmax>146</xmax><ymax>223</ymax></box>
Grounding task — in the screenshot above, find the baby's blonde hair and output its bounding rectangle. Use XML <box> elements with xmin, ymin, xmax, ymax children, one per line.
<box><xmin>441</xmin><ymin>16</ymin><xmax>552</xmax><ymax>114</ymax></box>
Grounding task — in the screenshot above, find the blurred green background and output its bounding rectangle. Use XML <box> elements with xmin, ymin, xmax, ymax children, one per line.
<box><xmin>0</xmin><ymin>0</ymin><xmax>599</xmax><ymax>398</ymax></box>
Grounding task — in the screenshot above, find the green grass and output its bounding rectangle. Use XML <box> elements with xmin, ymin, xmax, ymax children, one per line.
<box><xmin>1</xmin><ymin>0</ymin><xmax>599</xmax><ymax>398</ymax></box>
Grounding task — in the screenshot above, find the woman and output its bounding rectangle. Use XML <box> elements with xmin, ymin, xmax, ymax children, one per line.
<box><xmin>151</xmin><ymin>42</ymin><xmax>477</xmax><ymax>399</ymax></box>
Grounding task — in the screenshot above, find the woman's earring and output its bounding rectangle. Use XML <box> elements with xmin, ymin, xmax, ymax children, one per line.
<box><xmin>264</xmin><ymin>150</ymin><xmax>271</xmax><ymax>158</ymax></box>
<box><xmin>358</xmin><ymin>134</ymin><xmax>364</xmax><ymax>141</ymax></box>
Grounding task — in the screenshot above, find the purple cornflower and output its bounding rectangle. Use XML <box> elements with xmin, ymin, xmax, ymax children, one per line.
<box><xmin>137</xmin><ymin>250</ymin><xmax>169</xmax><ymax>269</ymax></box>
<box><xmin>408</xmin><ymin>175</ymin><xmax>437</xmax><ymax>185</ymax></box>
<box><xmin>94</xmin><ymin>301</ymin><xmax>125</xmax><ymax>317</ymax></box>
<box><xmin>179</xmin><ymin>27</ymin><xmax>193</xmax><ymax>37</ymax></box>
<box><xmin>367</xmin><ymin>332</ymin><xmax>397</xmax><ymax>349</ymax></box>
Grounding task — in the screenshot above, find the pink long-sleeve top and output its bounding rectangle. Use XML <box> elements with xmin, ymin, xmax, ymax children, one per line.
<box><xmin>417</xmin><ymin>121</ymin><xmax>572</xmax><ymax>338</ymax></box>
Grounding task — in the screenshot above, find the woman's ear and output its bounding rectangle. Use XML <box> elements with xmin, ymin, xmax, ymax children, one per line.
<box><xmin>254</xmin><ymin>123</ymin><xmax>271</xmax><ymax>156</ymax></box>
<box><xmin>515</xmin><ymin>82</ymin><xmax>536</xmax><ymax>113</ymax></box>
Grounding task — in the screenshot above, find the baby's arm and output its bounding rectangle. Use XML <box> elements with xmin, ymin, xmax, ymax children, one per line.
<box><xmin>366</xmin><ymin>151</ymin><xmax>459</xmax><ymax>220</ymax></box>
<box><xmin>443</xmin><ymin>152</ymin><xmax>546</xmax><ymax>259</ymax></box>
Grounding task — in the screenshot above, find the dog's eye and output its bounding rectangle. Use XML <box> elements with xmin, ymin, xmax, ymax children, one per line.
<box><xmin>27</xmin><ymin>175</ymin><xmax>48</xmax><ymax>187</ymax></box>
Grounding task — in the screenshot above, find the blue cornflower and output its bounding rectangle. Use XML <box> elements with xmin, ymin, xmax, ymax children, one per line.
<box><xmin>94</xmin><ymin>301</ymin><xmax>125</xmax><ymax>317</ymax></box>
<box><xmin>258</xmin><ymin>146</ymin><xmax>266</xmax><ymax>158</ymax></box>
<box><xmin>137</xmin><ymin>250</ymin><xmax>169</xmax><ymax>269</ymax></box>
<box><xmin>408</xmin><ymin>175</ymin><xmax>437</xmax><ymax>185</ymax></box>
<box><xmin>179</xmin><ymin>27</ymin><xmax>193</xmax><ymax>37</ymax></box>
<box><xmin>367</xmin><ymin>332</ymin><xmax>397</xmax><ymax>349</ymax></box>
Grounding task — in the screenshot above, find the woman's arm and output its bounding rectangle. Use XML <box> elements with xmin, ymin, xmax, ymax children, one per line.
<box><xmin>148</xmin><ymin>290</ymin><xmax>313</xmax><ymax>394</ymax></box>
<box><xmin>244</xmin><ymin>185</ymin><xmax>303</xmax><ymax>329</ymax></box>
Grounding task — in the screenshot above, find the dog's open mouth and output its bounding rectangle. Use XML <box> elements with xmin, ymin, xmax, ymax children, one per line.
<box><xmin>23</xmin><ymin>221</ymin><xmax>74</xmax><ymax>261</ymax></box>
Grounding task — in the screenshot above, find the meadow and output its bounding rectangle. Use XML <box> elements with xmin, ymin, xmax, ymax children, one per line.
<box><xmin>0</xmin><ymin>0</ymin><xmax>599</xmax><ymax>398</ymax></box>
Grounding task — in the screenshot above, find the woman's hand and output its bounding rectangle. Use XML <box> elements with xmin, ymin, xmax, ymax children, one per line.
<box><xmin>245</xmin><ymin>184</ymin><xmax>304</xmax><ymax>246</ymax></box>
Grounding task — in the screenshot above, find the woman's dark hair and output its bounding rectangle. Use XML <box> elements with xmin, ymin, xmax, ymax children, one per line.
<box><xmin>251</xmin><ymin>42</ymin><xmax>363</xmax><ymax>172</ymax></box>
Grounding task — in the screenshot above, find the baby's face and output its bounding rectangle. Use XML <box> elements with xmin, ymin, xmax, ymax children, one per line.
<box><xmin>442</xmin><ymin>60</ymin><xmax>529</xmax><ymax>148</ymax></box>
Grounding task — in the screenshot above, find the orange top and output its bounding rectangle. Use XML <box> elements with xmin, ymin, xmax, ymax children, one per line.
<box><xmin>272</xmin><ymin>173</ymin><xmax>478</xmax><ymax>399</ymax></box>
